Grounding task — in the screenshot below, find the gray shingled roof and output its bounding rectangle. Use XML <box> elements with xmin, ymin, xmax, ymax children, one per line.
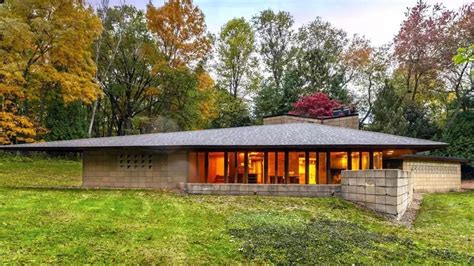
<box><xmin>0</xmin><ymin>123</ymin><xmax>446</xmax><ymax>151</ymax></box>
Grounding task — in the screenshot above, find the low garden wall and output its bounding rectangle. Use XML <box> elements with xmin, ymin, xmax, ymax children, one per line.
<box><xmin>183</xmin><ymin>183</ymin><xmax>341</xmax><ymax>197</ymax></box>
<box><xmin>341</xmin><ymin>169</ymin><xmax>413</xmax><ymax>219</ymax></box>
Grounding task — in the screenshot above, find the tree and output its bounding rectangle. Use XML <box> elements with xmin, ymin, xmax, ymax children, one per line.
<box><xmin>252</xmin><ymin>9</ymin><xmax>295</xmax><ymax>91</ymax></box>
<box><xmin>215</xmin><ymin>17</ymin><xmax>257</xmax><ymax>98</ymax></box>
<box><xmin>344</xmin><ymin>39</ymin><xmax>390</xmax><ymax>127</ymax></box>
<box><xmin>96</xmin><ymin>5</ymin><xmax>163</xmax><ymax>135</ymax></box>
<box><xmin>210</xmin><ymin>89</ymin><xmax>252</xmax><ymax>128</ymax></box>
<box><xmin>394</xmin><ymin>0</ymin><xmax>456</xmax><ymax>102</ymax></box>
<box><xmin>0</xmin><ymin>0</ymin><xmax>102</xmax><ymax>144</ymax></box>
<box><xmin>369</xmin><ymin>81</ymin><xmax>407</xmax><ymax>135</ymax></box>
<box><xmin>146</xmin><ymin>0</ymin><xmax>212</xmax><ymax>67</ymax></box>
<box><xmin>44</xmin><ymin>97</ymin><xmax>88</xmax><ymax>141</ymax></box>
<box><xmin>295</xmin><ymin>18</ymin><xmax>351</xmax><ymax>102</ymax></box>
<box><xmin>436</xmin><ymin>111</ymin><xmax>474</xmax><ymax>165</ymax></box>
<box><xmin>289</xmin><ymin>92</ymin><xmax>341</xmax><ymax>118</ymax></box>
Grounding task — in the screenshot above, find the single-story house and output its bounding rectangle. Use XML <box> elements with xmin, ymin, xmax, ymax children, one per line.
<box><xmin>0</xmin><ymin>113</ymin><xmax>464</xmax><ymax>218</ymax></box>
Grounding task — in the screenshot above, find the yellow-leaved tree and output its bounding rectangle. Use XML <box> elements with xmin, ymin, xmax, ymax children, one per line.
<box><xmin>146</xmin><ymin>0</ymin><xmax>212</xmax><ymax>67</ymax></box>
<box><xmin>0</xmin><ymin>0</ymin><xmax>102</xmax><ymax>144</ymax></box>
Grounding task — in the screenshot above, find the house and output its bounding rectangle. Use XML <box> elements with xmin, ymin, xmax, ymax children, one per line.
<box><xmin>0</xmin><ymin>113</ymin><xmax>464</xmax><ymax>218</ymax></box>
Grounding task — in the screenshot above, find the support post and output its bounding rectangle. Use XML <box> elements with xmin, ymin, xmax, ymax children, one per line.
<box><xmin>244</xmin><ymin>151</ymin><xmax>249</xmax><ymax>183</ymax></box>
<box><xmin>195</xmin><ymin>152</ymin><xmax>199</xmax><ymax>182</ymax></box>
<box><xmin>359</xmin><ymin>152</ymin><xmax>362</xmax><ymax>170</ymax></box>
<box><xmin>204</xmin><ymin>152</ymin><xmax>209</xmax><ymax>183</ymax></box>
<box><xmin>316</xmin><ymin>152</ymin><xmax>319</xmax><ymax>184</ymax></box>
<box><xmin>369</xmin><ymin>151</ymin><xmax>374</xmax><ymax>169</ymax></box>
<box><xmin>326</xmin><ymin>151</ymin><xmax>331</xmax><ymax>184</ymax></box>
<box><xmin>264</xmin><ymin>152</ymin><xmax>268</xmax><ymax>184</ymax></box>
<box><xmin>224</xmin><ymin>152</ymin><xmax>228</xmax><ymax>183</ymax></box>
<box><xmin>305</xmin><ymin>151</ymin><xmax>309</xmax><ymax>184</ymax></box>
<box><xmin>347</xmin><ymin>151</ymin><xmax>352</xmax><ymax>170</ymax></box>
<box><xmin>274</xmin><ymin>152</ymin><xmax>278</xmax><ymax>184</ymax></box>
<box><xmin>284</xmin><ymin>151</ymin><xmax>289</xmax><ymax>184</ymax></box>
<box><xmin>234</xmin><ymin>152</ymin><xmax>238</xmax><ymax>183</ymax></box>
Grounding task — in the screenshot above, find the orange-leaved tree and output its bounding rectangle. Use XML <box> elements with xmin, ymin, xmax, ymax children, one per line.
<box><xmin>0</xmin><ymin>0</ymin><xmax>102</xmax><ymax>144</ymax></box>
<box><xmin>146</xmin><ymin>0</ymin><xmax>212</xmax><ymax>68</ymax></box>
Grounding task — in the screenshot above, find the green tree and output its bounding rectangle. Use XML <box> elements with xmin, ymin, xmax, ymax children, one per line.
<box><xmin>252</xmin><ymin>9</ymin><xmax>297</xmax><ymax>117</ymax></box>
<box><xmin>216</xmin><ymin>18</ymin><xmax>257</xmax><ymax>98</ymax></box>
<box><xmin>369</xmin><ymin>81</ymin><xmax>407</xmax><ymax>135</ymax></box>
<box><xmin>436</xmin><ymin>112</ymin><xmax>474</xmax><ymax>165</ymax></box>
<box><xmin>210</xmin><ymin>90</ymin><xmax>252</xmax><ymax>128</ymax></box>
<box><xmin>295</xmin><ymin>18</ymin><xmax>351</xmax><ymax>102</ymax></box>
<box><xmin>45</xmin><ymin>98</ymin><xmax>88</xmax><ymax>141</ymax></box>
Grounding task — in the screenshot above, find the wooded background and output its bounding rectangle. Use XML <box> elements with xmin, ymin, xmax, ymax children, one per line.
<box><xmin>0</xmin><ymin>0</ymin><xmax>472</xmax><ymax>164</ymax></box>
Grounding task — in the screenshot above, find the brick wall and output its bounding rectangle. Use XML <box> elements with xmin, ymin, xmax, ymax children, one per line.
<box><xmin>184</xmin><ymin>183</ymin><xmax>341</xmax><ymax>197</ymax></box>
<box><xmin>341</xmin><ymin>170</ymin><xmax>413</xmax><ymax>219</ymax></box>
<box><xmin>403</xmin><ymin>160</ymin><xmax>461</xmax><ymax>192</ymax></box>
<box><xmin>82</xmin><ymin>150</ymin><xmax>187</xmax><ymax>189</ymax></box>
<box><xmin>262</xmin><ymin>114</ymin><xmax>359</xmax><ymax>129</ymax></box>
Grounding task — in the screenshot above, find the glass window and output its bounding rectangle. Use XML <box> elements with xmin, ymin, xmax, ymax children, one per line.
<box><xmin>208</xmin><ymin>152</ymin><xmax>225</xmax><ymax>183</ymax></box>
<box><xmin>318</xmin><ymin>153</ymin><xmax>327</xmax><ymax>184</ymax></box>
<box><xmin>351</xmin><ymin>152</ymin><xmax>360</xmax><ymax>170</ymax></box>
<box><xmin>374</xmin><ymin>152</ymin><xmax>383</xmax><ymax>169</ymax></box>
<box><xmin>288</xmin><ymin>152</ymin><xmax>303</xmax><ymax>184</ymax></box>
<box><xmin>309</xmin><ymin>152</ymin><xmax>317</xmax><ymax>184</ymax></box>
<box><xmin>248</xmin><ymin>152</ymin><xmax>263</xmax><ymax>184</ymax></box>
<box><xmin>361</xmin><ymin>152</ymin><xmax>370</xmax><ymax>170</ymax></box>
<box><xmin>330</xmin><ymin>152</ymin><xmax>347</xmax><ymax>184</ymax></box>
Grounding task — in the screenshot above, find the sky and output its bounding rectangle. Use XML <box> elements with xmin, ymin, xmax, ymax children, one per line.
<box><xmin>88</xmin><ymin>0</ymin><xmax>470</xmax><ymax>46</ymax></box>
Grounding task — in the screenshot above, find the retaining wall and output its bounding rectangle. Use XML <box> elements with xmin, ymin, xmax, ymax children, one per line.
<box><xmin>184</xmin><ymin>183</ymin><xmax>341</xmax><ymax>197</ymax></box>
<box><xmin>341</xmin><ymin>169</ymin><xmax>413</xmax><ymax>219</ymax></box>
<box><xmin>403</xmin><ymin>160</ymin><xmax>461</xmax><ymax>192</ymax></box>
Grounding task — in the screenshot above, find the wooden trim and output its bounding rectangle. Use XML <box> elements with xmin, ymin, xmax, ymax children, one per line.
<box><xmin>234</xmin><ymin>152</ymin><xmax>238</xmax><ymax>183</ymax></box>
<box><xmin>204</xmin><ymin>151</ymin><xmax>209</xmax><ymax>183</ymax></box>
<box><xmin>224</xmin><ymin>152</ymin><xmax>228</xmax><ymax>183</ymax></box>
<box><xmin>369</xmin><ymin>151</ymin><xmax>374</xmax><ymax>169</ymax></box>
<box><xmin>305</xmin><ymin>151</ymin><xmax>309</xmax><ymax>184</ymax></box>
<box><xmin>195</xmin><ymin>152</ymin><xmax>199</xmax><ymax>182</ymax></box>
<box><xmin>326</xmin><ymin>151</ymin><xmax>331</xmax><ymax>184</ymax></box>
<box><xmin>274</xmin><ymin>152</ymin><xmax>278</xmax><ymax>184</ymax></box>
<box><xmin>359</xmin><ymin>151</ymin><xmax>362</xmax><ymax>170</ymax></box>
<box><xmin>316</xmin><ymin>152</ymin><xmax>319</xmax><ymax>184</ymax></box>
<box><xmin>264</xmin><ymin>152</ymin><xmax>269</xmax><ymax>184</ymax></box>
<box><xmin>284</xmin><ymin>151</ymin><xmax>289</xmax><ymax>184</ymax></box>
<box><xmin>244</xmin><ymin>151</ymin><xmax>249</xmax><ymax>183</ymax></box>
<box><xmin>347</xmin><ymin>151</ymin><xmax>352</xmax><ymax>170</ymax></box>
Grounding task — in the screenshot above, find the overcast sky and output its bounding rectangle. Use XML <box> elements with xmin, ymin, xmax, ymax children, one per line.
<box><xmin>88</xmin><ymin>0</ymin><xmax>470</xmax><ymax>46</ymax></box>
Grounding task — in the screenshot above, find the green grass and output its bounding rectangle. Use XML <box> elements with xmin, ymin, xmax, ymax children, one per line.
<box><xmin>0</xmin><ymin>154</ymin><xmax>81</xmax><ymax>187</ymax></box>
<box><xmin>0</xmin><ymin>155</ymin><xmax>472</xmax><ymax>264</ymax></box>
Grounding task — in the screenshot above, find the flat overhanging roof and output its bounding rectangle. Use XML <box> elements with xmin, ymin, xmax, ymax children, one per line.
<box><xmin>0</xmin><ymin>123</ymin><xmax>447</xmax><ymax>152</ymax></box>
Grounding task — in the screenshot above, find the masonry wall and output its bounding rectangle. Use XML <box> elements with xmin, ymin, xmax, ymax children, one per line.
<box><xmin>184</xmin><ymin>183</ymin><xmax>341</xmax><ymax>197</ymax></box>
<box><xmin>262</xmin><ymin>115</ymin><xmax>359</xmax><ymax>129</ymax></box>
<box><xmin>82</xmin><ymin>149</ymin><xmax>187</xmax><ymax>189</ymax></box>
<box><xmin>341</xmin><ymin>170</ymin><xmax>413</xmax><ymax>219</ymax></box>
<box><xmin>403</xmin><ymin>160</ymin><xmax>461</xmax><ymax>192</ymax></box>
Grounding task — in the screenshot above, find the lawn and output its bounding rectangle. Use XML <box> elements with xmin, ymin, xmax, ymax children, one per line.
<box><xmin>0</xmin><ymin>154</ymin><xmax>473</xmax><ymax>264</ymax></box>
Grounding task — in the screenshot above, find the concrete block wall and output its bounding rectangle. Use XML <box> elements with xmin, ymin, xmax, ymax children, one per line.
<box><xmin>403</xmin><ymin>160</ymin><xmax>461</xmax><ymax>192</ymax></box>
<box><xmin>341</xmin><ymin>170</ymin><xmax>413</xmax><ymax>219</ymax></box>
<box><xmin>184</xmin><ymin>183</ymin><xmax>341</xmax><ymax>197</ymax></box>
<box><xmin>82</xmin><ymin>150</ymin><xmax>187</xmax><ymax>189</ymax></box>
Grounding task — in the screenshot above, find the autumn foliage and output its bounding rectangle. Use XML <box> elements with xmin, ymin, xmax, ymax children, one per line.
<box><xmin>146</xmin><ymin>0</ymin><xmax>212</xmax><ymax>67</ymax></box>
<box><xmin>0</xmin><ymin>0</ymin><xmax>102</xmax><ymax>144</ymax></box>
<box><xmin>289</xmin><ymin>92</ymin><xmax>341</xmax><ymax>118</ymax></box>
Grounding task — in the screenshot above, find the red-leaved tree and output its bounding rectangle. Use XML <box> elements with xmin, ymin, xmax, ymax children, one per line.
<box><xmin>289</xmin><ymin>92</ymin><xmax>341</xmax><ymax>118</ymax></box>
